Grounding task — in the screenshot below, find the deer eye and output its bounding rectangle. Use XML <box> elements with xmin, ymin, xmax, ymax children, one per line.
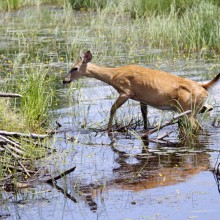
<box><xmin>72</xmin><ymin>67</ymin><xmax>78</xmax><ymax>72</ymax></box>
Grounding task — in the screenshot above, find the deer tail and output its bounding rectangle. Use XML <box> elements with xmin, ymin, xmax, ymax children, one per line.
<box><xmin>202</xmin><ymin>73</ymin><xmax>220</xmax><ymax>90</ymax></box>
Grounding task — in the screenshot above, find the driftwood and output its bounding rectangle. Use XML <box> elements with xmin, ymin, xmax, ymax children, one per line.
<box><xmin>141</xmin><ymin>110</ymin><xmax>192</xmax><ymax>138</ymax></box>
<box><xmin>0</xmin><ymin>130</ymin><xmax>48</xmax><ymax>139</ymax></box>
<box><xmin>0</xmin><ymin>93</ymin><xmax>22</xmax><ymax>98</ymax></box>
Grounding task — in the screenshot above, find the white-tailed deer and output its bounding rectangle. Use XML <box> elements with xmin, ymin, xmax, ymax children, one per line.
<box><xmin>63</xmin><ymin>51</ymin><xmax>220</xmax><ymax>131</ymax></box>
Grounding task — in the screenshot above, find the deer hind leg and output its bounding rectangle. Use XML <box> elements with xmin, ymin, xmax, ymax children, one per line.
<box><xmin>140</xmin><ymin>102</ymin><xmax>148</xmax><ymax>129</ymax></box>
<box><xmin>108</xmin><ymin>94</ymin><xmax>129</xmax><ymax>131</ymax></box>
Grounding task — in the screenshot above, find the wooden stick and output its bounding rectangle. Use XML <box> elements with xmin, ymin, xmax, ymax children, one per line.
<box><xmin>156</xmin><ymin>130</ymin><xmax>174</xmax><ymax>140</ymax></box>
<box><xmin>3</xmin><ymin>144</ymin><xmax>21</xmax><ymax>159</ymax></box>
<box><xmin>46</xmin><ymin>166</ymin><xmax>76</xmax><ymax>183</ymax></box>
<box><xmin>141</xmin><ymin>110</ymin><xmax>191</xmax><ymax>138</ymax></box>
<box><xmin>0</xmin><ymin>130</ymin><xmax>48</xmax><ymax>139</ymax></box>
<box><xmin>1</xmin><ymin>144</ymin><xmax>33</xmax><ymax>176</ymax></box>
<box><xmin>0</xmin><ymin>93</ymin><xmax>22</xmax><ymax>98</ymax></box>
<box><xmin>0</xmin><ymin>135</ymin><xmax>24</xmax><ymax>155</ymax></box>
<box><xmin>18</xmin><ymin>161</ymin><xmax>31</xmax><ymax>177</ymax></box>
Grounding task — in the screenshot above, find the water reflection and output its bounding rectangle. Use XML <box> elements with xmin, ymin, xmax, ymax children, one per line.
<box><xmin>64</xmin><ymin>133</ymin><xmax>211</xmax><ymax>212</ymax></box>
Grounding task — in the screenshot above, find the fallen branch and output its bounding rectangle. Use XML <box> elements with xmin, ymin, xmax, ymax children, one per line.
<box><xmin>0</xmin><ymin>93</ymin><xmax>22</xmax><ymax>98</ymax></box>
<box><xmin>3</xmin><ymin>144</ymin><xmax>21</xmax><ymax>159</ymax></box>
<box><xmin>46</xmin><ymin>166</ymin><xmax>76</xmax><ymax>183</ymax></box>
<box><xmin>141</xmin><ymin>110</ymin><xmax>191</xmax><ymax>138</ymax></box>
<box><xmin>0</xmin><ymin>130</ymin><xmax>48</xmax><ymax>139</ymax></box>
<box><xmin>0</xmin><ymin>135</ymin><xmax>24</xmax><ymax>155</ymax></box>
<box><xmin>156</xmin><ymin>130</ymin><xmax>174</xmax><ymax>140</ymax></box>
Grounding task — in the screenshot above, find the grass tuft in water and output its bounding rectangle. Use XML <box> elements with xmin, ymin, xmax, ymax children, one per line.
<box><xmin>17</xmin><ymin>65</ymin><xmax>55</xmax><ymax>133</ymax></box>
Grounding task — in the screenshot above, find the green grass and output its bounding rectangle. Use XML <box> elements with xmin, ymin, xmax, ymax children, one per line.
<box><xmin>135</xmin><ymin>1</ymin><xmax>220</xmax><ymax>52</ymax></box>
<box><xmin>18</xmin><ymin>65</ymin><xmax>55</xmax><ymax>133</ymax></box>
<box><xmin>0</xmin><ymin>65</ymin><xmax>55</xmax><ymax>133</ymax></box>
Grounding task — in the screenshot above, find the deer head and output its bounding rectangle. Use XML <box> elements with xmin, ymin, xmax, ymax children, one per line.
<box><xmin>63</xmin><ymin>50</ymin><xmax>92</xmax><ymax>84</ymax></box>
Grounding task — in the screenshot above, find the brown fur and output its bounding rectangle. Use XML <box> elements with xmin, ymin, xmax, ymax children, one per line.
<box><xmin>63</xmin><ymin>51</ymin><xmax>220</xmax><ymax>131</ymax></box>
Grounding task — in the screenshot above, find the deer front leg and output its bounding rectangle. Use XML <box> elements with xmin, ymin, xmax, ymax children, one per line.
<box><xmin>108</xmin><ymin>94</ymin><xmax>129</xmax><ymax>131</ymax></box>
<box><xmin>140</xmin><ymin>102</ymin><xmax>148</xmax><ymax>129</ymax></box>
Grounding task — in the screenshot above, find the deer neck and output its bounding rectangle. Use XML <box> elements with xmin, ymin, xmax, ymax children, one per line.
<box><xmin>85</xmin><ymin>63</ymin><xmax>115</xmax><ymax>85</ymax></box>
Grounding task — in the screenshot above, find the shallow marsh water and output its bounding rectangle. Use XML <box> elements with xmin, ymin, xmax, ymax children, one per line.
<box><xmin>1</xmin><ymin>6</ymin><xmax>220</xmax><ymax>220</ymax></box>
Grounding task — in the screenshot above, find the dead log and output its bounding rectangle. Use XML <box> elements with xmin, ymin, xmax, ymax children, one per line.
<box><xmin>141</xmin><ymin>110</ymin><xmax>192</xmax><ymax>138</ymax></box>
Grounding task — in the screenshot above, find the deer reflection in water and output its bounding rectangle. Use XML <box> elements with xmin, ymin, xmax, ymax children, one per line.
<box><xmin>73</xmin><ymin>136</ymin><xmax>210</xmax><ymax>212</ymax></box>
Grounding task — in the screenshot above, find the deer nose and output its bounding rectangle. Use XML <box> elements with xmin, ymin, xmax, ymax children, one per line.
<box><xmin>63</xmin><ymin>79</ymin><xmax>70</xmax><ymax>84</ymax></box>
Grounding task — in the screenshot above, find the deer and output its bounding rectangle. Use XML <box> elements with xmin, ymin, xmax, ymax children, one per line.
<box><xmin>63</xmin><ymin>50</ymin><xmax>220</xmax><ymax>132</ymax></box>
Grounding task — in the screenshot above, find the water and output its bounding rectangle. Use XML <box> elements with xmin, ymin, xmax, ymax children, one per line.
<box><xmin>0</xmin><ymin>5</ymin><xmax>220</xmax><ymax>220</ymax></box>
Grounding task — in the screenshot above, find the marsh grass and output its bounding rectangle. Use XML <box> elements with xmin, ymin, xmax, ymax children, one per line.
<box><xmin>0</xmin><ymin>65</ymin><xmax>55</xmax><ymax>178</ymax></box>
<box><xmin>17</xmin><ymin>65</ymin><xmax>55</xmax><ymax>133</ymax></box>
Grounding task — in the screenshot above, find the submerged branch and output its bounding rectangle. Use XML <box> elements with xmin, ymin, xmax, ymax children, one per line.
<box><xmin>46</xmin><ymin>166</ymin><xmax>76</xmax><ymax>183</ymax></box>
<box><xmin>141</xmin><ymin>110</ymin><xmax>191</xmax><ymax>138</ymax></box>
<box><xmin>51</xmin><ymin>182</ymin><xmax>77</xmax><ymax>203</ymax></box>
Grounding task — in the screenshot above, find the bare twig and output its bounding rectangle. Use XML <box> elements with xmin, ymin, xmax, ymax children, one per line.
<box><xmin>17</xmin><ymin>161</ymin><xmax>31</xmax><ymax>177</ymax></box>
<box><xmin>141</xmin><ymin>110</ymin><xmax>191</xmax><ymax>138</ymax></box>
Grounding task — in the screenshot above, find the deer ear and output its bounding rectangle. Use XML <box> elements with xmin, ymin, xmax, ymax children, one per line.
<box><xmin>82</xmin><ymin>51</ymin><xmax>92</xmax><ymax>63</ymax></box>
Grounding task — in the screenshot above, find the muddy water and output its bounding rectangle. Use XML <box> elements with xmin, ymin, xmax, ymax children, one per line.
<box><xmin>1</xmin><ymin>6</ymin><xmax>220</xmax><ymax>220</ymax></box>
